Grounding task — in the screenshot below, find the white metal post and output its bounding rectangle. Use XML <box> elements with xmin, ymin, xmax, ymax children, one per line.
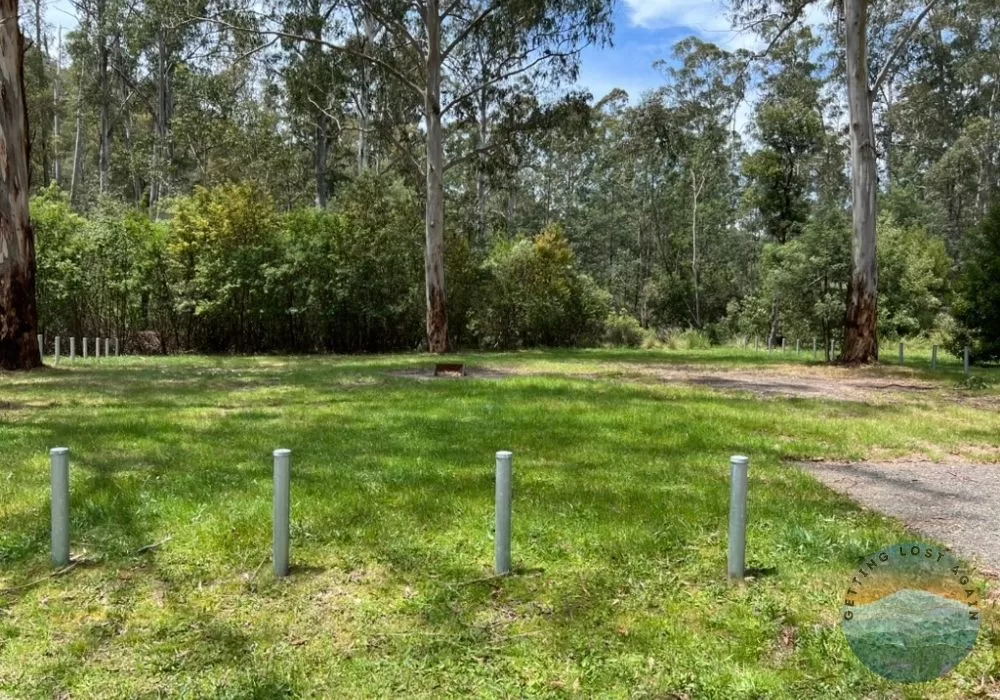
<box><xmin>50</xmin><ymin>448</ymin><xmax>70</xmax><ymax>567</ymax></box>
<box><xmin>273</xmin><ymin>449</ymin><xmax>291</xmax><ymax>577</ymax></box>
<box><xmin>728</xmin><ymin>455</ymin><xmax>749</xmax><ymax>581</ymax></box>
<box><xmin>495</xmin><ymin>451</ymin><xmax>513</xmax><ymax>575</ymax></box>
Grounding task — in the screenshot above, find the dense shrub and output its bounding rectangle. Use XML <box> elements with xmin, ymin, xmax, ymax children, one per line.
<box><xmin>32</xmin><ymin>183</ymin><xmax>620</xmax><ymax>354</ymax></box>
<box><xmin>951</xmin><ymin>204</ymin><xmax>1000</xmax><ymax>363</ymax></box>
<box><xmin>470</xmin><ymin>224</ymin><xmax>611</xmax><ymax>349</ymax></box>
<box><xmin>604</xmin><ymin>311</ymin><xmax>646</xmax><ymax>347</ymax></box>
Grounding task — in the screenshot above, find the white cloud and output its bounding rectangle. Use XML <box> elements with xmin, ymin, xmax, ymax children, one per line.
<box><xmin>624</xmin><ymin>0</ymin><xmax>730</xmax><ymax>31</ymax></box>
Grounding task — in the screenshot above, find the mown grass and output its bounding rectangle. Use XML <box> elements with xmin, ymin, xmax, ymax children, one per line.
<box><xmin>1</xmin><ymin>349</ymin><xmax>998</xmax><ymax>699</ymax></box>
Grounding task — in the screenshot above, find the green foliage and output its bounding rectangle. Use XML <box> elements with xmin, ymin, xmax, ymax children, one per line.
<box><xmin>952</xmin><ymin>205</ymin><xmax>1000</xmax><ymax>362</ymax></box>
<box><xmin>877</xmin><ymin>217</ymin><xmax>951</xmax><ymax>341</ymax></box>
<box><xmin>730</xmin><ymin>207</ymin><xmax>851</xmax><ymax>347</ymax></box>
<box><xmin>603</xmin><ymin>310</ymin><xmax>647</xmax><ymax>347</ymax></box>
<box><xmin>470</xmin><ymin>224</ymin><xmax>611</xmax><ymax>348</ymax></box>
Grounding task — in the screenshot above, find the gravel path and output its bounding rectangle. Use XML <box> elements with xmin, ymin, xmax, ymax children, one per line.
<box><xmin>799</xmin><ymin>460</ymin><xmax>1000</xmax><ymax>575</ymax></box>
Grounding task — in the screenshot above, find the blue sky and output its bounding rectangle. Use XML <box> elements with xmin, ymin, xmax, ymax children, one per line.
<box><xmin>576</xmin><ymin>0</ymin><xmax>756</xmax><ymax>103</ymax></box>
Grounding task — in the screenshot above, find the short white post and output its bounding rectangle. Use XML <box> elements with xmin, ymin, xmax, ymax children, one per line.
<box><xmin>899</xmin><ymin>342</ymin><xmax>905</xmax><ymax>365</ymax></box>
<box><xmin>813</xmin><ymin>338</ymin><xmax>817</xmax><ymax>360</ymax></box>
<box><xmin>50</xmin><ymin>447</ymin><xmax>70</xmax><ymax>567</ymax></box>
<box><xmin>796</xmin><ymin>339</ymin><xmax>800</xmax><ymax>355</ymax></box>
<box><xmin>115</xmin><ymin>337</ymin><xmax>119</xmax><ymax>357</ymax></box>
<box><xmin>104</xmin><ymin>338</ymin><xmax>110</xmax><ymax>357</ymax></box>
<box><xmin>273</xmin><ymin>449</ymin><xmax>291</xmax><ymax>577</ymax></box>
<box><xmin>37</xmin><ymin>333</ymin><xmax>43</xmax><ymax>360</ymax></box>
<box><xmin>830</xmin><ymin>339</ymin><xmax>835</xmax><ymax>361</ymax></box>
<box><xmin>728</xmin><ymin>455</ymin><xmax>749</xmax><ymax>582</ymax></box>
<box><xmin>54</xmin><ymin>336</ymin><xmax>60</xmax><ymax>365</ymax></box>
<box><xmin>754</xmin><ymin>336</ymin><xmax>759</xmax><ymax>351</ymax></box>
<box><xmin>70</xmin><ymin>336</ymin><xmax>76</xmax><ymax>361</ymax></box>
<box><xmin>931</xmin><ymin>345</ymin><xmax>937</xmax><ymax>369</ymax></box>
<box><xmin>95</xmin><ymin>337</ymin><xmax>100</xmax><ymax>359</ymax></box>
<box><xmin>83</xmin><ymin>337</ymin><xmax>88</xmax><ymax>358</ymax></box>
<box><xmin>964</xmin><ymin>346</ymin><xmax>970</xmax><ymax>375</ymax></box>
<box><xmin>495</xmin><ymin>450</ymin><xmax>513</xmax><ymax>576</ymax></box>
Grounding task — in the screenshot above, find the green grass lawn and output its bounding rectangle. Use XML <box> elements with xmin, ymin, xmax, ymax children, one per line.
<box><xmin>1</xmin><ymin>349</ymin><xmax>998</xmax><ymax>698</ymax></box>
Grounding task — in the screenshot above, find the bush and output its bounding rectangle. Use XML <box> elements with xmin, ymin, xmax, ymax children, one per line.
<box><xmin>604</xmin><ymin>311</ymin><xmax>646</xmax><ymax>347</ymax></box>
<box><xmin>470</xmin><ymin>224</ymin><xmax>611</xmax><ymax>349</ymax></box>
<box><xmin>665</xmin><ymin>328</ymin><xmax>712</xmax><ymax>350</ymax></box>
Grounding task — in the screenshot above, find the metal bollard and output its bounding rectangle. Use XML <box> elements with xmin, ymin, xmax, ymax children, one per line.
<box><xmin>273</xmin><ymin>449</ymin><xmax>291</xmax><ymax>577</ymax></box>
<box><xmin>728</xmin><ymin>455</ymin><xmax>749</xmax><ymax>581</ymax></box>
<box><xmin>50</xmin><ymin>448</ymin><xmax>70</xmax><ymax>567</ymax></box>
<box><xmin>495</xmin><ymin>451</ymin><xmax>513</xmax><ymax>576</ymax></box>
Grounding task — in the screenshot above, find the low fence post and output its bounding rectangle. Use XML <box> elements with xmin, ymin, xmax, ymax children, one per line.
<box><xmin>83</xmin><ymin>337</ymin><xmax>88</xmax><ymax>359</ymax></box>
<box><xmin>813</xmin><ymin>338</ymin><xmax>817</xmax><ymax>360</ymax></box>
<box><xmin>104</xmin><ymin>338</ymin><xmax>110</xmax><ymax>358</ymax></box>
<box><xmin>495</xmin><ymin>451</ymin><xmax>514</xmax><ymax>576</ymax></box>
<box><xmin>37</xmin><ymin>333</ymin><xmax>43</xmax><ymax>360</ymax></box>
<box><xmin>50</xmin><ymin>447</ymin><xmax>70</xmax><ymax>567</ymax></box>
<box><xmin>55</xmin><ymin>336</ymin><xmax>60</xmax><ymax>365</ymax></box>
<box><xmin>273</xmin><ymin>449</ymin><xmax>291</xmax><ymax>577</ymax></box>
<box><xmin>931</xmin><ymin>345</ymin><xmax>937</xmax><ymax>369</ymax></box>
<box><xmin>899</xmin><ymin>342</ymin><xmax>905</xmax><ymax>365</ymax></box>
<box><xmin>728</xmin><ymin>455</ymin><xmax>749</xmax><ymax>582</ymax></box>
<box><xmin>70</xmin><ymin>336</ymin><xmax>76</xmax><ymax>361</ymax></box>
<box><xmin>115</xmin><ymin>337</ymin><xmax>119</xmax><ymax>357</ymax></box>
<box><xmin>964</xmin><ymin>346</ymin><xmax>970</xmax><ymax>375</ymax></box>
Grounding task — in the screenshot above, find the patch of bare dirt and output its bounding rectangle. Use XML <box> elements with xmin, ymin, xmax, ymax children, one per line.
<box><xmin>388</xmin><ymin>367</ymin><xmax>513</xmax><ymax>381</ymax></box>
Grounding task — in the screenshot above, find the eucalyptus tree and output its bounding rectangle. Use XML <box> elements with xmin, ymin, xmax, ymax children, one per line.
<box><xmin>732</xmin><ymin>0</ymin><xmax>940</xmax><ymax>362</ymax></box>
<box><xmin>209</xmin><ymin>0</ymin><xmax>613</xmax><ymax>352</ymax></box>
<box><xmin>0</xmin><ymin>0</ymin><xmax>42</xmax><ymax>369</ymax></box>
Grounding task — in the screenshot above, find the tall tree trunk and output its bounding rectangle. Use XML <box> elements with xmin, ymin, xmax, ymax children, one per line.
<box><xmin>690</xmin><ymin>170</ymin><xmax>704</xmax><ymax>328</ymax></box>
<box><xmin>315</xmin><ymin>116</ymin><xmax>329</xmax><ymax>208</ymax></box>
<box><xmin>423</xmin><ymin>0</ymin><xmax>448</xmax><ymax>353</ymax></box>
<box><xmin>841</xmin><ymin>0</ymin><xmax>879</xmax><ymax>363</ymax></box>
<box><xmin>97</xmin><ymin>0</ymin><xmax>111</xmax><ymax>195</ymax></box>
<box><xmin>53</xmin><ymin>27</ymin><xmax>61</xmax><ymax>186</ymax></box>
<box><xmin>69</xmin><ymin>104</ymin><xmax>83</xmax><ymax>203</ymax></box>
<box><xmin>475</xmin><ymin>85</ymin><xmax>489</xmax><ymax>244</ymax></box>
<box><xmin>0</xmin><ymin>0</ymin><xmax>42</xmax><ymax>370</ymax></box>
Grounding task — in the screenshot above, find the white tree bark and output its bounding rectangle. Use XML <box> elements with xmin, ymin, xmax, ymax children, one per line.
<box><xmin>841</xmin><ymin>0</ymin><xmax>879</xmax><ymax>363</ymax></box>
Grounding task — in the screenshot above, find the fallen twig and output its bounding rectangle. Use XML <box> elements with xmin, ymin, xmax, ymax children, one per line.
<box><xmin>0</xmin><ymin>562</ymin><xmax>78</xmax><ymax>595</ymax></box>
<box><xmin>135</xmin><ymin>535</ymin><xmax>173</xmax><ymax>554</ymax></box>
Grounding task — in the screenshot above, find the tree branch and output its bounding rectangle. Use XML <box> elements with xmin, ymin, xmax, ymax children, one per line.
<box><xmin>870</xmin><ymin>0</ymin><xmax>941</xmax><ymax>98</ymax></box>
<box><xmin>442</xmin><ymin>47</ymin><xmax>582</xmax><ymax>115</ymax></box>
<box><xmin>441</xmin><ymin>1</ymin><xmax>500</xmax><ymax>62</ymax></box>
<box><xmin>198</xmin><ymin>15</ymin><xmax>425</xmax><ymax>99</ymax></box>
